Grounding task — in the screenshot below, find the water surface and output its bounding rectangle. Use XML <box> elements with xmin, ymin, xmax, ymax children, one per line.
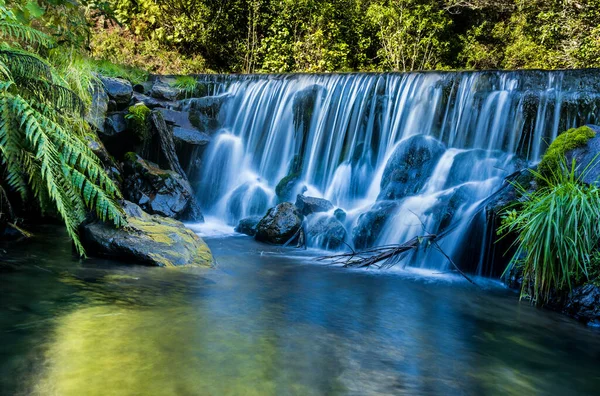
<box><xmin>1</xmin><ymin>229</ymin><xmax>600</xmax><ymax>395</ymax></box>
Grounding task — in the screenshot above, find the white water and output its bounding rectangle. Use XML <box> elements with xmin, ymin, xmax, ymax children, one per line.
<box><xmin>193</xmin><ymin>71</ymin><xmax>600</xmax><ymax>272</ymax></box>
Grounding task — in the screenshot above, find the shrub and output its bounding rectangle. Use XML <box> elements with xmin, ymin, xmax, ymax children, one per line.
<box><xmin>500</xmin><ymin>161</ymin><xmax>600</xmax><ymax>304</ymax></box>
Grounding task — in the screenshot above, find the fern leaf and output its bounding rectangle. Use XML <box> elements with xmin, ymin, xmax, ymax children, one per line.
<box><xmin>0</xmin><ymin>22</ymin><xmax>55</xmax><ymax>49</ymax></box>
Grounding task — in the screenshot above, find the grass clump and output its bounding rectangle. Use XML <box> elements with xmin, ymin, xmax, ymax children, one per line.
<box><xmin>500</xmin><ymin>160</ymin><xmax>600</xmax><ymax>304</ymax></box>
<box><xmin>171</xmin><ymin>76</ymin><xmax>204</xmax><ymax>99</ymax></box>
<box><xmin>537</xmin><ymin>126</ymin><xmax>595</xmax><ymax>182</ymax></box>
<box><xmin>92</xmin><ymin>59</ymin><xmax>148</xmax><ymax>85</ymax></box>
<box><xmin>125</xmin><ymin>104</ymin><xmax>151</xmax><ymax>140</ymax></box>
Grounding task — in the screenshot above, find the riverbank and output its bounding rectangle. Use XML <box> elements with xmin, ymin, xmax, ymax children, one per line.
<box><xmin>2</xmin><ymin>228</ymin><xmax>600</xmax><ymax>395</ymax></box>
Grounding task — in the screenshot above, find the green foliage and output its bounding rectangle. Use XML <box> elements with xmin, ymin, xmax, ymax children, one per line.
<box><xmin>0</xmin><ymin>4</ymin><xmax>125</xmax><ymax>255</ymax></box>
<box><xmin>171</xmin><ymin>76</ymin><xmax>201</xmax><ymax>99</ymax></box>
<box><xmin>91</xmin><ymin>59</ymin><xmax>148</xmax><ymax>85</ymax></box>
<box><xmin>537</xmin><ymin>126</ymin><xmax>595</xmax><ymax>183</ymax></box>
<box><xmin>500</xmin><ymin>161</ymin><xmax>600</xmax><ymax>305</ymax></box>
<box><xmin>125</xmin><ymin>104</ymin><xmax>151</xmax><ymax>140</ymax></box>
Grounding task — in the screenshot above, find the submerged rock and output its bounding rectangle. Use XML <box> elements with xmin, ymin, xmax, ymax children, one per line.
<box><xmin>352</xmin><ymin>201</ymin><xmax>400</xmax><ymax>250</ymax></box>
<box><xmin>295</xmin><ymin>194</ymin><xmax>334</xmax><ymax>216</ymax></box>
<box><xmin>122</xmin><ymin>153</ymin><xmax>197</xmax><ymax>220</ymax></box>
<box><xmin>99</xmin><ymin>76</ymin><xmax>133</xmax><ymax>106</ymax></box>
<box><xmin>334</xmin><ymin>208</ymin><xmax>347</xmax><ymax>222</ymax></box>
<box><xmin>378</xmin><ymin>135</ymin><xmax>445</xmax><ymax>200</ymax></box>
<box><xmin>255</xmin><ymin>202</ymin><xmax>302</xmax><ymax>245</ymax></box>
<box><xmin>235</xmin><ymin>216</ymin><xmax>262</xmax><ymax>236</ymax></box>
<box><xmin>82</xmin><ymin>201</ymin><xmax>214</xmax><ymax>267</ymax></box>
<box><xmin>306</xmin><ymin>215</ymin><xmax>347</xmax><ymax>250</ymax></box>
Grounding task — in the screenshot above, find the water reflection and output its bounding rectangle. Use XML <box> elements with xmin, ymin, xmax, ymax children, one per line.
<box><xmin>1</xmin><ymin>232</ymin><xmax>600</xmax><ymax>395</ymax></box>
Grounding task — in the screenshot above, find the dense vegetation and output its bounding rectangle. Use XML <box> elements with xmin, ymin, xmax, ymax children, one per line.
<box><xmin>92</xmin><ymin>0</ymin><xmax>600</xmax><ymax>74</ymax></box>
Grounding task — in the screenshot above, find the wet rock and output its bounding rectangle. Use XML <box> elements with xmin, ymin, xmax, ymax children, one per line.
<box><xmin>443</xmin><ymin>149</ymin><xmax>511</xmax><ymax>189</ymax></box>
<box><xmin>102</xmin><ymin>112</ymin><xmax>128</xmax><ymax>138</ymax></box>
<box><xmin>122</xmin><ymin>153</ymin><xmax>196</xmax><ymax>220</ymax></box>
<box><xmin>255</xmin><ymin>202</ymin><xmax>302</xmax><ymax>245</ymax></box>
<box><xmin>156</xmin><ymin>108</ymin><xmax>195</xmax><ymax>130</ymax></box>
<box><xmin>235</xmin><ymin>216</ymin><xmax>262</xmax><ymax>236</ymax></box>
<box><xmin>564</xmin><ymin>125</ymin><xmax>600</xmax><ymax>185</ymax></box>
<box><xmin>378</xmin><ymin>135</ymin><xmax>445</xmax><ymax>200</ymax></box>
<box><xmin>173</xmin><ymin>127</ymin><xmax>211</xmax><ymax>146</ymax></box>
<box><xmin>306</xmin><ymin>215</ymin><xmax>347</xmax><ymax>250</ymax></box>
<box><xmin>81</xmin><ymin>201</ymin><xmax>214</xmax><ymax>267</ymax></box>
<box><xmin>352</xmin><ymin>201</ymin><xmax>400</xmax><ymax>249</ymax></box>
<box><xmin>99</xmin><ymin>76</ymin><xmax>133</xmax><ymax>106</ymax></box>
<box><xmin>132</xmin><ymin>92</ymin><xmax>176</xmax><ymax>109</ymax></box>
<box><xmin>226</xmin><ymin>183</ymin><xmax>271</xmax><ymax>225</ymax></box>
<box><xmin>133</xmin><ymin>81</ymin><xmax>154</xmax><ymax>95</ymax></box>
<box><xmin>295</xmin><ymin>194</ymin><xmax>334</xmax><ymax>216</ymax></box>
<box><xmin>151</xmin><ymin>81</ymin><xmax>182</xmax><ymax>101</ymax></box>
<box><xmin>563</xmin><ymin>282</ymin><xmax>600</xmax><ymax>326</ymax></box>
<box><xmin>275</xmin><ymin>172</ymin><xmax>303</xmax><ymax>202</ymax></box>
<box><xmin>334</xmin><ymin>208</ymin><xmax>347</xmax><ymax>222</ymax></box>
<box><xmin>86</xmin><ymin>83</ymin><xmax>108</xmax><ymax>132</ymax></box>
<box><xmin>85</xmin><ymin>135</ymin><xmax>122</xmax><ymax>187</ymax></box>
<box><xmin>485</xmin><ymin>168</ymin><xmax>536</xmax><ymax>217</ymax></box>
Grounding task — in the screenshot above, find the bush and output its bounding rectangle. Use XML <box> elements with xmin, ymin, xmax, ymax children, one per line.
<box><xmin>500</xmin><ymin>162</ymin><xmax>600</xmax><ymax>304</ymax></box>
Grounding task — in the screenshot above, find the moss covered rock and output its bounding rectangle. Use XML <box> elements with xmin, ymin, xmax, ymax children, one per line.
<box><xmin>537</xmin><ymin>125</ymin><xmax>597</xmax><ymax>181</ymax></box>
<box><xmin>255</xmin><ymin>202</ymin><xmax>302</xmax><ymax>245</ymax></box>
<box><xmin>81</xmin><ymin>201</ymin><xmax>214</xmax><ymax>267</ymax></box>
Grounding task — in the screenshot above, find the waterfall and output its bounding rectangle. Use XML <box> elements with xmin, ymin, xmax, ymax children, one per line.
<box><xmin>193</xmin><ymin>70</ymin><xmax>600</xmax><ymax>272</ymax></box>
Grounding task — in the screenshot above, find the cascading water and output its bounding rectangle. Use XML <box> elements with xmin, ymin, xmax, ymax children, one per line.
<box><xmin>193</xmin><ymin>70</ymin><xmax>600</xmax><ymax>273</ymax></box>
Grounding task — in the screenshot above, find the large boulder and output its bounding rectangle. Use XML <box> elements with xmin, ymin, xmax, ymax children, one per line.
<box><xmin>235</xmin><ymin>216</ymin><xmax>262</xmax><ymax>236</ymax></box>
<box><xmin>156</xmin><ymin>108</ymin><xmax>196</xmax><ymax>130</ymax></box>
<box><xmin>99</xmin><ymin>76</ymin><xmax>133</xmax><ymax>107</ymax></box>
<box><xmin>563</xmin><ymin>283</ymin><xmax>600</xmax><ymax>326</ymax></box>
<box><xmin>306</xmin><ymin>215</ymin><xmax>347</xmax><ymax>250</ymax></box>
<box><xmin>352</xmin><ymin>201</ymin><xmax>400</xmax><ymax>250</ymax></box>
<box><xmin>564</xmin><ymin>125</ymin><xmax>600</xmax><ymax>185</ymax></box>
<box><xmin>378</xmin><ymin>135</ymin><xmax>445</xmax><ymax>200</ymax></box>
<box><xmin>81</xmin><ymin>201</ymin><xmax>213</xmax><ymax>267</ymax></box>
<box><xmin>255</xmin><ymin>202</ymin><xmax>303</xmax><ymax>245</ymax></box>
<box><xmin>295</xmin><ymin>194</ymin><xmax>334</xmax><ymax>216</ymax></box>
<box><xmin>122</xmin><ymin>153</ymin><xmax>197</xmax><ymax>220</ymax></box>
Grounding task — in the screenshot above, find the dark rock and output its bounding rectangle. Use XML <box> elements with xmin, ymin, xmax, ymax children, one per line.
<box><xmin>102</xmin><ymin>112</ymin><xmax>128</xmax><ymax>137</ymax></box>
<box><xmin>564</xmin><ymin>125</ymin><xmax>600</xmax><ymax>185</ymax></box>
<box><xmin>306</xmin><ymin>215</ymin><xmax>347</xmax><ymax>250</ymax></box>
<box><xmin>156</xmin><ymin>108</ymin><xmax>195</xmax><ymax>130</ymax></box>
<box><xmin>378</xmin><ymin>135</ymin><xmax>445</xmax><ymax>200</ymax></box>
<box><xmin>173</xmin><ymin>127</ymin><xmax>211</xmax><ymax>146</ymax></box>
<box><xmin>276</xmin><ymin>172</ymin><xmax>304</xmax><ymax>202</ymax></box>
<box><xmin>132</xmin><ymin>92</ymin><xmax>177</xmax><ymax>109</ymax></box>
<box><xmin>85</xmin><ymin>135</ymin><xmax>122</xmax><ymax>187</ymax></box>
<box><xmin>99</xmin><ymin>76</ymin><xmax>133</xmax><ymax>106</ymax></box>
<box><xmin>443</xmin><ymin>149</ymin><xmax>512</xmax><ymax>189</ymax></box>
<box><xmin>485</xmin><ymin>168</ymin><xmax>536</xmax><ymax>217</ymax></box>
<box><xmin>182</xmin><ymin>95</ymin><xmax>230</xmax><ymax>117</ymax></box>
<box><xmin>81</xmin><ymin>201</ymin><xmax>214</xmax><ymax>267</ymax></box>
<box><xmin>133</xmin><ymin>81</ymin><xmax>154</xmax><ymax>95</ymax></box>
<box><xmin>255</xmin><ymin>202</ymin><xmax>302</xmax><ymax>245</ymax></box>
<box><xmin>226</xmin><ymin>183</ymin><xmax>271</xmax><ymax>225</ymax></box>
<box><xmin>235</xmin><ymin>216</ymin><xmax>262</xmax><ymax>236</ymax></box>
<box><xmin>334</xmin><ymin>208</ymin><xmax>347</xmax><ymax>222</ymax></box>
<box><xmin>563</xmin><ymin>282</ymin><xmax>600</xmax><ymax>326</ymax></box>
<box><xmin>122</xmin><ymin>153</ymin><xmax>197</xmax><ymax>220</ymax></box>
<box><xmin>295</xmin><ymin>194</ymin><xmax>334</xmax><ymax>216</ymax></box>
<box><xmin>352</xmin><ymin>201</ymin><xmax>400</xmax><ymax>249</ymax></box>
<box><xmin>86</xmin><ymin>83</ymin><xmax>108</xmax><ymax>132</ymax></box>
<box><xmin>151</xmin><ymin>81</ymin><xmax>182</xmax><ymax>101</ymax></box>
<box><xmin>107</xmin><ymin>99</ymin><xmax>118</xmax><ymax>112</ymax></box>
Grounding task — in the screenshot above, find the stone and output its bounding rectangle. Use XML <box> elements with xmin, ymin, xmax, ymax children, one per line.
<box><xmin>306</xmin><ymin>215</ymin><xmax>347</xmax><ymax>250</ymax></box>
<box><xmin>275</xmin><ymin>172</ymin><xmax>304</xmax><ymax>202</ymax></box>
<box><xmin>99</xmin><ymin>76</ymin><xmax>133</xmax><ymax>106</ymax></box>
<box><xmin>122</xmin><ymin>153</ymin><xmax>196</xmax><ymax>220</ymax></box>
<box><xmin>86</xmin><ymin>83</ymin><xmax>108</xmax><ymax>132</ymax></box>
<box><xmin>156</xmin><ymin>108</ymin><xmax>195</xmax><ymax>130</ymax></box>
<box><xmin>173</xmin><ymin>127</ymin><xmax>211</xmax><ymax>146</ymax></box>
<box><xmin>132</xmin><ymin>92</ymin><xmax>177</xmax><ymax>109</ymax></box>
<box><xmin>378</xmin><ymin>135</ymin><xmax>445</xmax><ymax>200</ymax></box>
<box><xmin>352</xmin><ymin>201</ymin><xmax>400</xmax><ymax>250</ymax></box>
<box><xmin>564</xmin><ymin>125</ymin><xmax>600</xmax><ymax>185</ymax></box>
<box><xmin>235</xmin><ymin>216</ymin><xmax>262</xmax><ymax>236</ymax></box>
<box><xmin>102</xmin><ymin>112</ymin><xmax>128</xmax><ymax>138</ymax></box>
<box><xmin>81</xmin><ymin>201</ymin><xmax>214</xmax><ymax>267</ymax></box>
<box><xmin>563</xmin><ymin>282</ymin><xmax>600</xmax><ymax>326</ymax></box>
<box><xmin>334</xmin><ymin>208</ymin><xmax>346</xmax><ymax>222</ymax></box>
<box><xmin>255</xmin><ymin>202</ymin><xmax>303</xmax><ymax>245</ymax></box>
<box><xmin>151</xmin><ymin>81</ymin><xmax>182</xmax><ymax>101</ymax></box>
<box><xmin>133</xmin><ymin>81</ymin><xmax>154</xmax><ymax>95</ymax></box>
<box><xmin>225</xmin><ymin>182</ymin><xmax>271</xmax><ymax>225</ymax></box>
<box><xmin>85</xmin><ymin>135</ymin><xmax>122</xmax><ymax>187</ymax></box>
<box><xmin>295</xmin><ymin>194</ymin><xmax>334</xmax><ymax>216</ymax></box>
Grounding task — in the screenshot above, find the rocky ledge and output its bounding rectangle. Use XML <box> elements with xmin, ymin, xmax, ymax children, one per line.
<box><xmin>82</xmin><ymin>201</ymin><xmax>214</xmax><ymax>267</ymax></box>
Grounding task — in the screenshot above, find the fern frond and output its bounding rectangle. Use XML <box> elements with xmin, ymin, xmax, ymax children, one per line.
<box><xmin>0</xmin><ymin>22</ymin><xmax>55</xmax><ymax>49</ymax></box>
<box><xmin>19</xmin><ymin>77</ymin><xmax>85</xmax><ymax>115</ymax></box>
<box><xmin>0</xmin><ymin>49</ymin><xmax>53</xmax><ymax>81</ymax></box>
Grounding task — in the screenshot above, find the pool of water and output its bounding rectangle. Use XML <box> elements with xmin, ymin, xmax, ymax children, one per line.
<box><xmin>1</xmin><ymin>228</ymin><xmax>600</xmax><ymax>395</ymax></box>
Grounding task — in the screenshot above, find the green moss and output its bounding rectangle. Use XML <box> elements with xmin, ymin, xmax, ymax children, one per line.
<box><xmin>126</xmin><ymin>104</ymin><xmax>152</xmax><ymax>141</ymax></box>
<box><xmin>275</xmin><ymin>171</ymin><xmax>301</xmax><ymax>198</ymax></box>
<box><xmin>538</xmin><ymin>126</ymin><xmax>595</xmax><ymax>182</ymax></box>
